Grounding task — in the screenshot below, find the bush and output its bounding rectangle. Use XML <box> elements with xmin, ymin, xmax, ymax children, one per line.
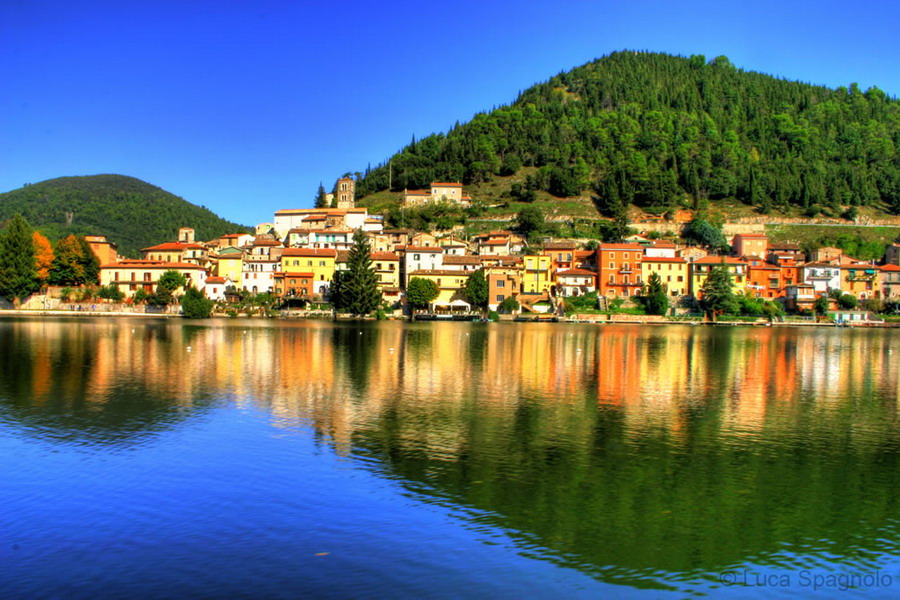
<box><xmin>488</xmin><ymin>310</ymin><xmax>500</xmax><ymax>321</ymax></box>
<box><xmin>181</xmin><ymin>287</ymin><xmax>214</xmax><ymax>318</ymax></box>
<box><xmin>838</xmin><ymin>294</ymin><xmax>858</xmax><ymax>310</ymax></box>
<box><xmin>98</xmin><ymin>283</ymin><xmax>124</xmax><ymax>302</ymax></box>
<box><xmin>498</xmin><ymin>296</ymin><xmax>520</xmax><ymax>314</ymax></box>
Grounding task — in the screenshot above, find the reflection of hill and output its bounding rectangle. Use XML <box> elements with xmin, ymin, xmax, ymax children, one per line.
<box><xmin>3</xmin><ymin>318</ymin><xmax>900</xmax><ymax>587</ymax></box>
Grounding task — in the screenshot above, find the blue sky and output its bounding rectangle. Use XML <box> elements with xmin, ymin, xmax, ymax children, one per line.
<box><xmin>2</xmin><ymin>0</ymin><xmax>898</xmax><ymax>226</ymax></box>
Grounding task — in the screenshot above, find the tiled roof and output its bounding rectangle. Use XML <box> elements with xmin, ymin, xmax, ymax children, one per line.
<box><xmin>557</xmin><ymin>268</ymin><xmax>597</xmax><ymax>276</ymax></box>
<box><xmin>281</xmin><ymin>248</ymin><xmax>337</xmax><ymax>257</ymax></box>
<box><xmin>141</xmin><ymin>242</ymin><xmax>206</xmax><ymax>251</ymax></box>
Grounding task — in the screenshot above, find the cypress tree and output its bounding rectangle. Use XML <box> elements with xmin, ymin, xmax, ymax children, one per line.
<box><xmin>0</xmin><ymin>214</ymin><xmax>38</xmax><ymax>302</ymax></box>
<box><xmin>340</xmin><ymin>229</ymin><xmax>381</xmax><ymax>316</ymax></box>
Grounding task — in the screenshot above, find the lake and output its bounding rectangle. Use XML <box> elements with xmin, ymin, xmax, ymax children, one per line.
<box><xmin>2</xmin><ymin>318</ymin><xmax>900</xmax><ymax>598</ymax></box>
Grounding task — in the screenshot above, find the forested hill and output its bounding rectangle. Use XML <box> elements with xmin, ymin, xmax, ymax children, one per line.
<box><xmin>355</xmin><ymin>51</ymin><xmax>900</xmax><ymax>217</ymax></box>
<box><xmin>0</xmin><ymin>175</ymin><xmax>249</xmax><ymax>257</ymax></box>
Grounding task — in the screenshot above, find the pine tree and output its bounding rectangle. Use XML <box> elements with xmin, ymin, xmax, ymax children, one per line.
<box><xmin>314</xmin><ymin>182</ymin><xmax>328</xmax><ymax>208</ymax></box>
<box><xmin>0</xmin><ymin>214</ymin><xmax>38</xmax><ymax>302</ymax></box>
<box><xmin>700</xmin><ymin>264</ymin><xmax>738</xmax><ymax>319</ymax></box>
<box><xmin>643</xmin><ymin>271</ymin><xmax>669</xmax><ymax>315</ymax></box>
<box><xmin>338</xmin><ymin>229</ymin><xmax>381</xmax><ymax>316</ymax></box>
<box><xmin>77</xmin><ymin>237</ymin><xmax>100</xmax><ymax>285</ymax></box>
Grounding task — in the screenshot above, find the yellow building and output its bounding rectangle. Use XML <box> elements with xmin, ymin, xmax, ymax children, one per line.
<box><xmin>281</xmin><ymin>248</ymin><xmax>336</xmax><ymax>296</ymax></box>
<box><xmin>690</xmin><ymin>256</ymin><xmax>747</xmax><ymax>298</ymax></box>
<box><xmin>642</xmin><ymin>257</ymin><xmax>689</xmax><ymax>297</ymax></box>
<box><xmin>841</xmin><ymin>264</ymin><xmax>882</xmax><ymax>300</ymax></box>
<box><xmin>371</xmin><ymin>252</ymin><xmax>401</xmax><ymax>291</ymax></box>
<box><xmin>522</xmin><ymin>254</ymin><xmax>553</xmax><ymax>294</ymax></box>
<box><xmin>215</xmin><ymin>247</ymin><xmax>244</xmax><ymax>282</ymax></box>
<box><xmin>100</xmin><ymin>260</ymin><xmax>207</xmax><ymax>298</ymax></box>
<box><xmin>408</xmin><ymin>269</ymin><xmax>469</xmax><ymax>310</ymax></box>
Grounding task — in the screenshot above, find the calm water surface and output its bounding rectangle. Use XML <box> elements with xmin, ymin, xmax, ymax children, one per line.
<box><xmin>2</xmin><ymin>318</ymin><xmax>900</xmax><ymax>598</ymax></box>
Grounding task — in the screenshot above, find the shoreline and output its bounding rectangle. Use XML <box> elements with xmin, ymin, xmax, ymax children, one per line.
<box><xmin>1</xmin><ymin>308</ymin><xmax>895</xmax><ymax>328</ymax></box>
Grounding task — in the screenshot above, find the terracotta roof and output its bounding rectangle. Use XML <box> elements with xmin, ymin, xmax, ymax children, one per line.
<box><xmin>431</xmin><ymin>182</ymin><xmax>463</xmax><ymax>187</ymax></box>
<box><xmin>141</xmin><ymin>242</ymin><xmax>206</xmax><ymax>251</ymax></box>
<box><xmin>274</xmin><ymin>208</ymin><xmax>367</xmax><ymax>215</ymax></box>
<box><xmin>881</xmin><ymin>264</ymin><xmax>900</xmax><ymax>271</ymax></box>
<box><xmin>335</xmin><ymin>251</ymin><xmax>350</xmax><ymax>263</ymax></box>
<box><xmin>409</xmin><ymin>269</ymin><xmax>470</xmax><ymax>277</ymax></box>
<box><xmin>733</xmin><ymin>233</ymin><xmax>768</xmax><ymax>238</ymax></box>
<box><xmin>404</xmin><ymin>246</ymin><xmax>443</xmax><ymax>253</ymax></box>
<box><xmin>598</xmin><ymin>243</ymin><xmax>644</xmax><ymax>251</ymax></box>
<box><xmin>575</xmin><ymin>250</ymin><xmax>595</xmax><ymax>258</ymax></box>
<box><xmin>543</xmin><ymin>241</ymin><xmax>577</xmax><ymax>250</ymax></box>
<box><xmin>642</xmin><ymin>256</ymin><xmax>687</xmax><ymax>263</ymax></box>
<box><xmin>769</xmin><ymin>243</ymin><xmax>802</xmax><ymax>250</ymax></box>
<box><xmin>274</xmin><ymin>271</ymin><xmax>315</xmax><ymax>278</ymax></box>
<box><xmin>481</xmin><ymin>240</ymin><xmax>510</xmax><ymax>246</ymax></box>
<box><xmin>443</xmin><ymin>255</ymin><xmax>482</xmax><ymax>265</ymax></box>
<box><xmin>103</xmin><ymin>260</ymin><xmax>206</xmax><ymax>270</ymax></box>
<box><xmin>557</xmin><ymin>268</ymin><xmax>597</xmax><ymax>277</ymax></box>
<box><xmin>205</xmin><ymin>276</ymin><xmax>227</xmax><ymax>284</ymax></box>
<box><xmin>370</xmin><ymin>252</ymin><xmax>399</xmax><ymax>261</ymax></box>
<box><xmin>693</xmin><ymin>256</ymin><xmax>747</xmax><ymax>265</ymax></box>
<box><xmin>281</xmin><ymin>248</ymin><xmax>337</xmax><ymax>257</ymax></box>
<box><xmin>649</xmin><ymin>241</ymin><xmax>677</xmax><ymax>248</ymax></box>
<box><xmin>405</xmin><ymin>189</ymin><xmax>430</xmax><ymax>195</ymax></box>
<box><xmin>252</xmin><ymin>239</ymin><xmax>282</xmax><ymax>247</ymax></box>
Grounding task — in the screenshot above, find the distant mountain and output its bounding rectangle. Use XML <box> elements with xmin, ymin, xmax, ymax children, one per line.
<box><xmin>0</xmin><ymin>175</ymin><xmax>250</xmax><ymax>257</ymax></box>
<box><xmin>356</xmin><ymin>50</ymin><xmax>900</xmax><ymax>218</ymax></box>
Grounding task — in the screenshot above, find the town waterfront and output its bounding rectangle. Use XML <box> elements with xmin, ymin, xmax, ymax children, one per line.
<box><xmin>3</xmin><ymin>318</ymin><xmax>900</xmax><ymax>598</ymax></box>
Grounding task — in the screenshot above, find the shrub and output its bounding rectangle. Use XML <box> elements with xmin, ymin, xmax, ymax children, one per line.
<box><xmin>181</xmin><ymin>287</ymin><xmax>214</xmax><ymax>319</ymax></box>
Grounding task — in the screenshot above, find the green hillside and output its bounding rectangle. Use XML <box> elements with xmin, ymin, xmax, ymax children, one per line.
<box><xmin>0</xmin><ymin>175</ymin><xmax>249</xmax><ymax>257</ymax></box>
<box><xmin>355</xmin><ymin>51</ymin><xmax>900</xmax><ymax>220</ymax></box>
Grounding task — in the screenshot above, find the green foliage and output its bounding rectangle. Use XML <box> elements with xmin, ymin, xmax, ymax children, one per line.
<box><xmin>516</xmin><ymin>205</ymin><xmax>545</xmax><ymax>241</ymax></box>
<box><xmin>157</xmin><ymin>270</ymin><xmax>187</xmax><ymax>292</ymax></box>
<box><xmin>464</xmin><ymin>269</ymin><xmax>489</xmax><ymax>309</ymax></box>
<box><xmin>643</xmin><ymin>272</ymin><xmax>669</xmax><ymax>315</ymax></box>
<box><xmin>498</xmin><ymin>296</ymin><xmax>520</xmax><ymax>314</ymax></box>
<box><xmin>814</xmin><ymin>295</ymin><xmax>829</xmax><ymax>315</ymax></box>
<box><xmin>332</xmin><ymin>230</ymin><xmax>381</xmax><ymax>315</ymax></box>
<box><xmin>700</xmin><ymin>265</ymin><xmax>739</xmax><ymax>317</ymax></box>
<box><xmin>0</xmin><ymin>214</ymin><xmax>39</xmax><ymax>302</ymax></box>
<box><xmin>181</xmin><ymin>287</ymin><xmax>214</xmax><ymax>319</ymax></box>
<box><xmin>133</xmin><ymin>287</ymin><xmax>149</xmax><ymax>304</ymax></box>
<box><xmin>487</xmin><ymin>310</ymin><xmax>500</xmax><ymax>321</ymax></box>
<box><xmin>49</xmin><ymin>235</ymin><xmax>86</xmax><ymax>286</ymax></box>
<box><xmin>314</xmin><ymin>182</ymin><xmax>328</xmax><ymax>208</ymax></box>
<box><xmin>77</xmin><ymin>237</ymin><xmax>100</xmax><ymax>285</ymax></box>
<box><xmin>98</xmin><ymin>283</ymin><xmax>124</xmax><ymax>302</ymax></box>
<box><xmin>838</xmin><ymin>294</ymin><xmax>858</xmax><ymax>309</ymax></box>
<box><xmin>683</xmin><ymin>218</ymin><xmax>726</xmax><ymax>250</ymax></box>
<box><xmin>406</xmin><ymin>277</ymin><xmax>439</xmax><ymax>310</ymax></box>
<box><xmin>0</xmin><ymin>175</ymin><xmax>249</xmax><ymax>257</ymax></box>
<box><xmin>355</xmin><ymin>51</ymin><xmax>900</xmax><ymax>218</ymax></box>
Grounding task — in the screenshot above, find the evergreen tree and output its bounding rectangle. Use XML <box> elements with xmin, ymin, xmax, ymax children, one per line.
<box><xmin>407</xmin><ymin>277</ymin><xmax>439</xmax><ymax>311</ymax></box>
<box><xmin>336</xmin><ymin>230</ymin><xmax>381</xmax><ymax>316</ymax></box>
<box><xmin>643</xmin><ymin>271</ymin><xmax>669</xmax><ymax>315</ymax></box>
<box><xmin>314</xmin><ymin>182</ymin><xmax>328</xmax><ymax>208</ymax></box>
<box><xmin>181</xmin><ymin>286</ymin><xmax>214</xmax><ymax>318</ymax></box>
<box><xmin>700</xmin><ymin>264</ymin><xmax>739</xmax><ymax>318</ymax></box>
<box><xmin>77</xmin><ymin>236</ymin><xmax>100</xmax><ymax>285</ymax></box>
<box><xmin>0</xmin><ymin>214</ymin><xmax>39</xmax><ymax>302</ymax></box>
<box><xmin>464</xmin><ymin>269</ymin><xmax>488</xmax><ymax>310</ymax></box>
<box><xmin>49</xmin><ymin>234</ymin><xmax>85</xmax><ymax>286</ymax></box>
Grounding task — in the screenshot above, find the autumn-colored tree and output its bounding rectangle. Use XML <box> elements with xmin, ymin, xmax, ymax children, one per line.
<box><xmin>33</xmin><ymin>232</ymin><xmax>54</xmax><ymax>284</ymax></box>
<box><xmin>49</xmin><ymin>235</ymin><xmax>86</xmax><ymax>286</ymax></box>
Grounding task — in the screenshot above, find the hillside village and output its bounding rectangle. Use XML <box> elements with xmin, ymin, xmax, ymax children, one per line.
<box><xmin>58</xmin><ymin>177</ymin><xmax>897</xmax><ymax>323</ymax></box>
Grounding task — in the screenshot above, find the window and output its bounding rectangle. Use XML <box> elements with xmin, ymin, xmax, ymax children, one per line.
<box><xmin>496</xmin><ymin>294</ymin><xmax>505</xmax><ymax>302</ymax></box>
<box><xmin>497</xmin><ymin>280</ymin><xmax>505</xmax><ymax>288</ymax></box>
<box><xmin>609</xmin><ymin>262</ymin><xmax>615</xmax><ymax>270</ymax></box>
<box><xmin>114</xmin><ymin>272</ymin><xmax>119</xmax><ymax>281</ymax></box>
<box><xmin>414</xmin><ymin>254</ymin><xmax>420</xmax><ymax>260</ymax></box>
<box><xmin>610</xmin><ymin>253</ymin><xmax>615</xmax><ymax>259</ymax></box>
<box><xmin>609</xmin><ymin>274</ymin><xmax>615</xmax><ymax>284</ymax></box>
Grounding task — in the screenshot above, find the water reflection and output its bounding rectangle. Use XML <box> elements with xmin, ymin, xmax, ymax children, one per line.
<box><xmin>3</xmin><ymin>318</ymin><xmax>900</xmax><ymax>591</ymax></box>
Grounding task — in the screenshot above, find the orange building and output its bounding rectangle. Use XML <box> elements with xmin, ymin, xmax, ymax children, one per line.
<box><xmin>542</xmin><ymin>241</ymin><xmax>577</xmax><ymax>271</ymax></box>
<box><xmin>731</xmin><ymin>233</ymin><xmax>768</xmax><ymax>258</ymax></box>
<box><xmin>84</xmin><ymin>235</ymin><xmax>118</xmax><ymax>266</ymax></box>
<box><xmin>746</xmin><ymin>260</ymin><xmax>783</xmax><ymax>299</ymax></box>
<box><xmin>273</xmin><ymin>272</ymin><xmax>315</xmax><ymax>299</ymax></box>
<box><xmin>597</xmin><ymin>243</ymin><xmax>644</xmax><ymax>297</ymax></box>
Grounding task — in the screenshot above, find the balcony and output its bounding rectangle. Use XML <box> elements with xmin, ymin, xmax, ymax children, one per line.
<box><xmin>846</xmin><ymin>271</ymin><xmax>876</xmax><ymax>282</ymax></box>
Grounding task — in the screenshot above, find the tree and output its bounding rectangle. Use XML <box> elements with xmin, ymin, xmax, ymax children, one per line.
<box><xmin>181</xmin><ymin>286</ymin><xmax>214</xmax><ymax>318</ymax></box>
<box><xmin>406</xmin><ymin>277</ymin><xmax>439</xmax><ymax>311</ymax></box>
<box><xmin>0</xmin><ymin>214</ymin><xmax>38</xmax><ymax>302</ymax></box>
<box><xmin>464</xmin><ymin>269</ymin><xmax>488</xmax><ymax>310</ymax></box>
<box><xmin>838</xmin><ymin>293</ymin><xmax>858</xmax><ymax>310</ymax></box>
<box><xmin>98</xmin><ymin>283</ymin><xmax>124</xmax><ymax>302</ymax></box>
<box><xmin>643</xmin><ymin>271</ymin><xmax>669</xmax><ymax>315</ymax></box>
<box><xmin>150</xmin><ymin>270</ymin><xmax>187</xmax><ymax>306</ymax></box>
<box><xmin>33</xmin><ymin>232</ymin><xmax>54</xmax><ymax>284</ymax></box>
<box><xmin>334</xmin><ymin>229</ymin><xmax>381</xmax><ymax>315</ymax></box>
<box><xmin>683</xmin><ymin>218</ymin><xmax>726</xmax><ymax>250</ymax></box>
<box><xmin>498</xmin><ymin>296</ymin><xmax>520</xmax><ymax>314</ymax></box>
<box><xmin>314</xmin><ymin>182</ymin><xmax>328</xmax><ymax>209</ymax></box>
<box><xmin>699</xmin><ymin>264</ymin><xmax>738</xmax><ymax>318</ymax></box>
<box><xmin>49</xmin><ymin>235</ymin><xmax>86</xmax><ymax>286</ymax></box>
<box><xmin>814</xmin><ymin>295</ymin><xmax>829</xmax><ymax>316</ymax></box>
<box><xmin>77</xmin><ymin>237</ymin><xmax>100</xmax><ymax>285</ymax></box>
<box><xmin>516</xmin><ymin>205</ymin><xmax>545</xmax><ymax>241</ymax></box>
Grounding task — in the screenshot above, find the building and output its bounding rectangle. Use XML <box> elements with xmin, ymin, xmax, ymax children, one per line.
<box><xmin>203</xmin><ymin>276</ymin><xmax>234</xmax><ymax>302</ymax></box>
<box><xmin>556</xmin><ymin>269</ymin><xmax>596</xmax><ymax>297</ymax></box>
<box><xmin>280</xmin><ymin>248</ymin><xmax>336</xmax><ymax>296</ymax></box>
<box><xmin>215</xmin><ymin>247</ymin><xmax>244</xmax><ymax>282</ymax></box>
<box><xmin>403</xmin><ymin>182</ymin><xmax>471</xmax><ymax>206</ymax></box>
<box><xmin>272</xmin><ymin>208</ymin><xmax>370</xmax><ymax>238</ymax></box>
<box><xmin>841</xmin><ymin>263</ymin><xmax>881</xmax><ymax>300</ymax></box>
<box><xmin>84</xmin><ymin>235</ymin><xmax>118</xmax><ymax>266</ymax></box>
<box><xmin>273</xmin><ymin>272</ymin><xmax>315</xmax><ymax>299</ymax></box>
<box><xmin>521</xmin><ymin>254</ymin><xmax>553</xmax><ymax>294</ymax></box>
<box><xmin>731</xmin><ymin>233</ymin><xmax>768</xmax><ymax>258</ymax></box>
<box><xmin>542</xmin><ymin>241</ymin><xmax>577</xmax><ymax>271</ymax></box>
<box><xmin>335</xmin><ymin>177</ymin><xmax>355</xmax><ymax>209</ymax></box>
<box><xmin>402</xmin><ymin>247</ymin><xmax>443</xmax><ymax>287</ymax></box>
<box><xmin>644</xmin><ymin>241</ymin><xmax>677</xmax><ymax>259</ymax></box>
<box><xmin>784</xmin><ymin>284</ymin><xmax>816</xmax><ymax>311</ymax></box>
<box><xmin>690</xmin><ymin>256</ymin><xmax>747</xmax><ymax>298</ymax></box>
<box><xmin>141</xmin><ymin>242</ymin><xmax>208</xmax><ymax>266</ymax></box>
<box><xmin>99</xmin><ymin>260</ymin><xmax>207</xmax><ymax>298</ymax></box>
<box><xmin>485</xmin><ymin>265</ymin><xmax>521</xmax><ymax>311</ymax></box>
<box><xmin>880</xmin><ymin>264</ymin><xmax>900</xmax><ymax>298</ymax></box>
<box><xmin>598</xmin><ymin>243</ymin><xmax>644</xmax><ymax>298</ymax></box>
<box><xmin>801</xmin><ymin>263</ymin><xmax>842</xmax><ymax>296</ymax></box>
<box><xmin>370</xmin><ymin>252</ymin><xmax>401</xmax><ymax>291</ymax></box>
<box><xmin>746</xmin><ymin>259</ymin><xmax>783</xmax><ymax>299</ymax></box>
<box><xmin>442</xmin><ymin>255</ymin><xmax>482</xmax><ymax>273</ymax></box>
<box><xmin>407</xmin><ymin>269</ymin><xmax>471</xmax><ymax>312</ymax></box>
<box><xmin>641</xmin><ymin>256</ymin><xmax>688</xmax><ymax>297</ymax></box>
